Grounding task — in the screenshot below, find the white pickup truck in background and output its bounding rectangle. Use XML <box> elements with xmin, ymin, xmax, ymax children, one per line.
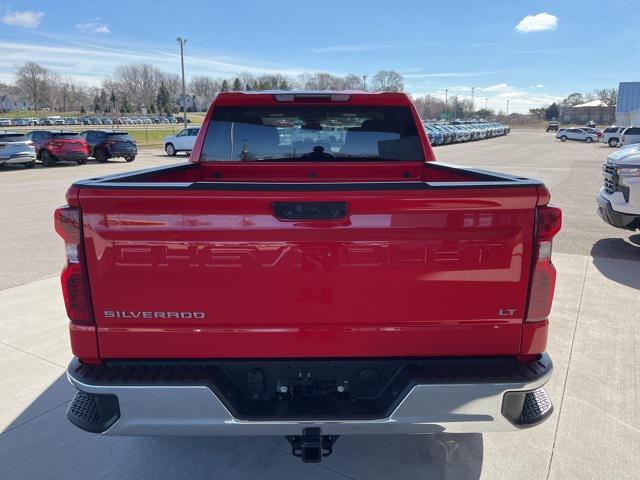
<box><xmin>597</xmin><ymin>144</ymin><xmax>640</xmax><ymax>230</ymax></box>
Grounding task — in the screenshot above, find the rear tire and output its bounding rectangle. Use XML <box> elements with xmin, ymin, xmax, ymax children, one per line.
<box><xmin>95</xmin><ymin>149</ymin><xmax>108</xmax><ymax>163</ymax></box>
<box><xmin>77</xmin><ymin>158</ymin><xmax>87</xmax><ymax>165</ymax></box>
<box><xmin>165</xmin><ymin>143</ymin><xmax>176</xmax><ymax>156</ymax></box>
<box><xmin>585</xmin><ymin>137</ymin><xmax>593</xmax><ymax>143</ymax></box>
<box><xmin>40</xmin><ymin>150</ymin><xmax>54</xmax><ymax>167</ymax></box>
<box><xmin>24</xmin><ymin>161</ymin><xmax>35</xmax><ymax>169</ymax></box>
<box><xmin>560</xmin><ymin>136</ymin><xmax>567</xmax><ymax>142</ymax></box>
<box><xmin>125</xmin><ymin>155</ymin><xmax>135</xmax><ymax>162</ymax></box>
<box><xmin>608</xmin><ymin>138</ymin><xmax>619</xmax><ymax>147</ymax></box>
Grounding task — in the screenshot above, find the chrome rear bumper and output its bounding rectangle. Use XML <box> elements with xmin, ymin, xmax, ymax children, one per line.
<box><xmin>67</xmin><ymin>354</ymin><xmax>553</xmax><ymax>436</ymax></box>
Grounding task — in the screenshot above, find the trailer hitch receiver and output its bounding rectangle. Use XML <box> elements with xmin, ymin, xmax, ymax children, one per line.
<box><xmin>286</xmin><ymin>428</ymin><xmax>339</xmax><ymax>463</ymax></box>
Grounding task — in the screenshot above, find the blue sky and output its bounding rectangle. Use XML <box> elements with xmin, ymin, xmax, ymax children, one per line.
<box><xmin>1</xmin><ymin>0</ymin><xmax>638</xmax><ymax>112</ymax></box>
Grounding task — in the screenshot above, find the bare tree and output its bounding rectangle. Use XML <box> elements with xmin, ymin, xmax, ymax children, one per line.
<box><xmin>340</xmin><ymin>74</ymin><xmax>364</xmax><ymax>90</ymax></box>
<box><xmin>562</xmin><ymin>92</ymin><xmax>584</xmax><ymax>107</ymax></box>
<box><xmin>162</xmin><ymin>72</ymin><xmax>182</xmax><ymax>98</ymax></box>
<box><xmin>188</xmin><ymin>76</ymin><xmax>219</xmax><ymax>100</ymax></box>
<box><xmin>594</xmin><ymin>88</ymin><xmax>617</xmax><ymax>106</ymax></box>
<box><xmin>112</xmin><ymin>64</ymin><xmax>163</xmax><ymax>110</ymax></box>
<box><xmin>52</xmin><ymin>77</ymin><xmax>78</xmax><ymax>113</ymax></box>
<box><xmin>372</xmin><ymin>70</ymin><xmax>404</xmax><ymax>92</ymax></box>
<box><xmin>300</xmin><ymin>72</ymin><xmax>345</xmax><ymax>90</ymax></box>
<box><xmin>412</xmin><ymin>95</ymin><xmax>446</xmax><ymax>119</ymax></box>
<box><xmin>15</xmin><ymin>62</ymin><xmax>57</xmax><ymax>113</ymax></box>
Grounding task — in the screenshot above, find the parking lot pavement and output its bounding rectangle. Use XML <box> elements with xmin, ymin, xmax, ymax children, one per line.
<box><xmin>1</xmin><ymin>129</ymin><xmax>639</xmax><ymax>479</ymax></box>
<box><xmin>0</xmin><ymin>150</ymin><xmax>183</xmax><ymax>290</ymax></box>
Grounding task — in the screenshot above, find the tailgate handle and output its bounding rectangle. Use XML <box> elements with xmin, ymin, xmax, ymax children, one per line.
<box><xmin>273</xmin><ymin>202</ymin><xmax>347</xmax><ymax>220</ymax></box>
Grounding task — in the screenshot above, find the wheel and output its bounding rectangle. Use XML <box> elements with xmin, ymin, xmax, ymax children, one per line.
<box><xmin>608</xmin><ymin>138</ymin><xmax>619</xmax><ymax>148</ymax></box>
<box><xmin>40</xmin><ymin>150</ymin><xmax>54</xmax><ymax>167</ymax></box>
<box><xmin>560</xmin><ymin>136</ymin><xmax>567</xmax><ymax>142</ymax></box>
<box><xmin>165</xmin><ymin>143</ymin><xmax>176</xmax><ymax>156</ymax></box>
<box><xmin>76</xmin><ymin>158</ymin><xmax>87</xmax><ymax>165</ymax></box>
<box><xmin>585</xmin><ymin>137</ymin><xmax>593</xmax><ymax>143</ymax></box>
<box><xmin>125</xmin><ymin>155</ymin><xmax>135</xmax><ymax>162</ymax></box>
<box><xmin>95</xmin><ymin>149</ymin><xmax>108</xmax><ymax>163</ymax></box>
<box><xmin>24</xmin><ymin>161</ymin><xmax>35</xmax><ymax>169</ymax></box>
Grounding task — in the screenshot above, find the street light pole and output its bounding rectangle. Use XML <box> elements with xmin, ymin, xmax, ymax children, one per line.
<box><xmin>471</xmin><ymin>86</ymin><xmax>475</xmax><ymax>112</ymax></box>
<box><xmin>506</xmin><ymin>99</ymin><xmax>510</xmax><ymax>116</ymax></box>
<box><xmin>445</xmin><ymin>89</ymin><xmax>448</xmax><ymax>118</ymax></box>
<box><xmin>485</xmin><ymin>97</ymin><xmax>488</xmax><ymax>110</ymax></box>
<box><xmin>362</xmin><ymin>75</ymin><xmax>367</xmax><ymax>91</ymax></box>
<box><xmin>177</xmin><ymin>37</ymin><xmax>187</xmax><ymax>128</ymax></box>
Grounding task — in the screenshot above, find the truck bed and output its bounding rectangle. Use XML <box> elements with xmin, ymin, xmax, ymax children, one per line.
<box><xmin>70</xmin><ymin>160</ymin><xmax>545</xmax><ymax>359</ymax></box>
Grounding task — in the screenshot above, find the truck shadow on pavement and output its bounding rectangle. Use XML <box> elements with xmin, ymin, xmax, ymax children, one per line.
<box><xmin>2</xmin><ymin>375</ymin><xmax>483</xmax><ymax>480</ymax></box>
<box><xmin>590</xmin><ymin>236</ymin><xmax>640</xmax><ymax>290</ymax></box>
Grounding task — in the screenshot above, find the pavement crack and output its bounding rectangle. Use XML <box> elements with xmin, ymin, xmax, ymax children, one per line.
<box><xmin>564</xmin><ymin>394</ymin><xmax>640</xmax><ymax>436</ymax></box>
<box><xmin>545</xmin><ymin>258</ymin><xmax>590</xmax><ymax>480</ymax></box>
<box><xmin>0</xmin><ymin>400</ymin><xmax>70</xmax><ymax>436</ymax></box>
<box><xmin>0</xmin><ymin>340</ymin><xmax>67</xmax><ymax>369</ymax></box>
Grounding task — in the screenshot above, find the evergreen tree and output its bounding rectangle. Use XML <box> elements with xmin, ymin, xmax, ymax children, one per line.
<box><xmin>156</xmin><ymin>82</ymin><xmax>172</xmax><ymax>115</ymax></box>
<box><xmin>109</xmin><ymin>91</ymin><xmax>117</xmax><ymax>113</ymax></box>
<box><xmin>232</xmin><ymin>78</ymin><xmax>242</xmax><ymax>91</ymax></box>
<box><xmin>120</xmin><ymin>96</ymin><xmax>132</xmax><ymax>114</ymax></box>
<box><xmin>545</xmin><ymin>103</ymin><xmax>560</xmax><ymax>121</ymax></box>
<box><xmin>99</xmin><ymin>89</ymin><xmax>109</xmax><ymax>112</ymax></box>
<box><xmin>221</xmin><ymin>79</ymin><xmax>230</xmax><ymax>92</ymax></box>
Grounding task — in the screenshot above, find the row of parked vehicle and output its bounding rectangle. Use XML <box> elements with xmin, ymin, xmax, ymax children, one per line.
<box><xmin>551</xmin><ymin>123</ymin><xmax>640</xmax><ymax>147</ymax></box>
<box><xmin>422</xmin><ymin>122</ymin><xmax>510</xmax><ymax>146</ymax></box>
<box><xmin>0</xmin><ymin>129</ymin><xmax>137</xmax><ymax>168</ymax></box>
<box><xmin>0</xmin><ymin>115</ymin><xmax>188</xmax><ymax>127</ymax></box>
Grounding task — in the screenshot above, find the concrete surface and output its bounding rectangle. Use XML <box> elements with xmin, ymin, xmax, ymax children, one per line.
<box><xmin>1</xmin><ymin>130</ymin><xmax>639</xmax><ymax>479</ymax></box>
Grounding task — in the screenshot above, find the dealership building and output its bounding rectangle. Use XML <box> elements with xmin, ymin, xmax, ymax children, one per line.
<box><xmin>616</xmin><ymin>82</ymin><xmax>640</xmax><ymax>126</ymax></box>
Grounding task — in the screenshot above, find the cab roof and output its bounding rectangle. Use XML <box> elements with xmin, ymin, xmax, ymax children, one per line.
<box><xmin>213</xmin><ymin>90</ymin><xmax>413</xmax><ymax>107</ymax></box>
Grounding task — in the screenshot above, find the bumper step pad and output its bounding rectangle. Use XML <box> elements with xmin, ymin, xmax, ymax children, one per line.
<box><xmin>67</xmin><ymin>391</ymin><xmax>120</xmax><ymax>434</ymax></box>
<box><xmin>502</xmin><ymin>387</ymin><xmax>553</xmax><ymax>428</ymax></box>
<box><xmin>520</xmin><ymin>388</ymin><xmax>553</xmax><ymax>425</ymax></box>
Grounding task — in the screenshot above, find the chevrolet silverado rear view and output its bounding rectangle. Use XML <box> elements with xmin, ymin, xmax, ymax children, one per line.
<box><xmin>57</xmin><ymin>92</ymin><xmax>561</xmax><ymax>462</ymax></box>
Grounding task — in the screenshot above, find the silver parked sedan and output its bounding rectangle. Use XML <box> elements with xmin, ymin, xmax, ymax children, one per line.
<box><xmin>0</xmin><ymin>132</ymin><xmax>37</xmax><ymax>168</ymax></box>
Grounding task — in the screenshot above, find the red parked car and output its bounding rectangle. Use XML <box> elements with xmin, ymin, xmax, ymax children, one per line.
<box><xmin>26</xmin><ymin>130</ymin><xmax>89</xmax><ymax>166</ymax></box>
<box><xmin>56</xmin><ymin>91</ymin><xmax>561</xmax><ymax>462</ymax></box>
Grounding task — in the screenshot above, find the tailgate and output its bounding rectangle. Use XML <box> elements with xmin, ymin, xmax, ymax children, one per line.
<box><xmin>79</xmin><ymin>185</ymin><xmax>537</xmax><ymax>358</ymax></box>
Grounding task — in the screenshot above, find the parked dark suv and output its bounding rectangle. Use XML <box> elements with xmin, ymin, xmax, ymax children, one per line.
<box><xmin>80</xmin><ymin>130</ymin><xmax>137</xmax><ymax>162</ymax></box>
<box><xmin>546</xmin><ymin>122</ymin><xmax>559</xmax><ymax>132</ymax></box>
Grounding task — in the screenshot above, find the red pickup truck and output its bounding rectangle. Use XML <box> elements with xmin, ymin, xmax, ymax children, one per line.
<box><xmin>57</xmin><ymin>91</ymin><xmax>560</xmax><ymax>462</ymax></box>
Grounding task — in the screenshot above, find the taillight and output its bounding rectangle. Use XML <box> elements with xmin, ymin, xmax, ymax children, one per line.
<box><xmin>525</xmin><ymin>205</ymin><xmax>562</xmax><ymax>322</ymax></box>
<box><xmin>54</xmin><ymin>206</ymin><xmax>93</xmax><ymax>325</ymax></box>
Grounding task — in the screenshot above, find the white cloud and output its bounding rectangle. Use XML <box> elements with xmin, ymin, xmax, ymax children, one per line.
<box><xmin>312</xmin><ymin>43</ymin><xmax>393</xmax><ymax>53</ymax></box>
<box><xmin>76</xmin><ymin>21</ymin><xmax>111</xmax><ymax>34</ymax></box>
<box><xmin>0</xmin><ymin>39</ymin><xmax>314</xmax><ymax>86</ymax></box>
<box><xmin>532</xmin><ymin>84</ymin><xmax>546</xmax><ymax>88</ymax></box>
<box><xmin>1</xmin><ymin>10</ymin><xmax>45</xmax><ymax>28</ymax></box>
<box><xmin>483</xmin><ymin>83</ymin><xmax>510</xmax><ymax>92</ymax></box>
<box><xmin>514</xmin><ymin>47</ymin><xmax>588</xmax><ymax>54</ymax></box>
<box><xmin>405</xmin><ymin>71</ymin><xmax>500</xmax><ymax>78</ymax></box>
<box><xmin>412</xmin><ymin>83</ymin><xmax>564</xmax><ymax>113</ymax></box>
<box><xmin>515</xmin><ymin>13</ymin><xmax>558</xmax><ymax>33</ymax></box>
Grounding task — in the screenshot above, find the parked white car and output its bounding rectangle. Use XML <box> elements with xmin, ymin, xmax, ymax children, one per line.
<box><xmin>164</xmin><ymin>127</ymin><xmax>200</xmax><ymax>156</ymax></box>
<box><xmin>597</xmin><ymin>144</ymin><xmax>640</xmax><ymax>230</ymax></box>
<box><xmin>0</xmin><ymin>118</ymin><xmax>12</xmax><ymax>127</ymax></box>
<box><xmin>0</xmin><ymin>132</ymin><xmax>36</xmax><ymax>168</ymax></box>
<box><xmin>556</xmin><ymin>128</ymin><xmax>598</xmax><ymax>143</ymax></box>
<box><xmin>621</xmin><ymin>126</ymin><xmax>640</xmax><ymax>147</ymax></box>
<box><xmin>601</xmin><ymin>126</ymin><xmax>626</xmax><ymax>147</ymax></box>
